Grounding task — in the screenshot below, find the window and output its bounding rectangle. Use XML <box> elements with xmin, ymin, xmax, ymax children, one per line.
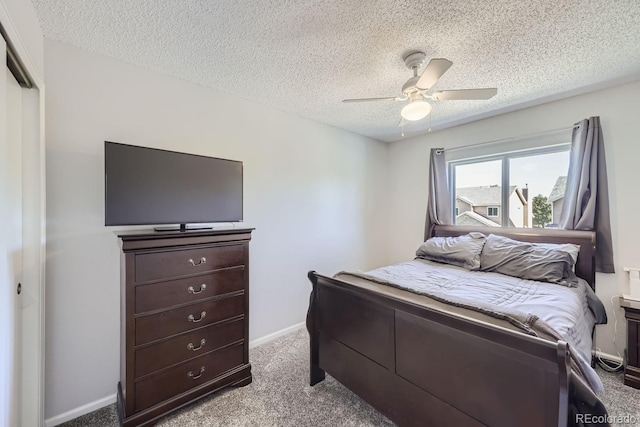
<box><xmin>449</xmin><ymin>145</ymin><xmax>570</xmax><ymax>228</ymax></box>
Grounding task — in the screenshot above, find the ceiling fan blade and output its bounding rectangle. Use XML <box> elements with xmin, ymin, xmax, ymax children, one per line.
<box><xmin>416</xmin><ymin>58</ymin><xmax>453</xmax><ymax>90</ymax></box>
<box><xmin>432</xmin><ymin>88</ymin><xmax>498</xmax><ymax>100</ymax></box>
<box><xmin>342</xmin><ymin>96</ymin><xmax>404</xmax><ymax>103</ymax></box>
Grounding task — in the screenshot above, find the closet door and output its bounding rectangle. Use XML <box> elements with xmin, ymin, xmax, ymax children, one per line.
<box><xmin>0</xmin><ymin>38</ymin><xmax>24</xmax><ymax>427</ymax></box>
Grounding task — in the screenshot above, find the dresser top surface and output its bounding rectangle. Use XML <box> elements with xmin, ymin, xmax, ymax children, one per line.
<box><xmin>620</xmin><ymin>297</ymin><xmax>640</xmax><ymax>312</ymax></box>
<box><xmin>118</xmin><ymin>227</ymin><xmax>254</xmax><ymax>251</ymax></box>
<box><xmin>118</xmin><ymin>227</ymin><xmax>254</xmax><ymax>240</ymax></box>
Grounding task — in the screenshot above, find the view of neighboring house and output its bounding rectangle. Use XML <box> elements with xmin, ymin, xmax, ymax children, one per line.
<box><xmin>455</xmin><ymin>185</ymin><xmax>529</xmax><ymax>227</ymax></box>
<box><xmin>548</xmin><ymin>176</ymin><xmax>567</xmax><ymax>225</ymax></box>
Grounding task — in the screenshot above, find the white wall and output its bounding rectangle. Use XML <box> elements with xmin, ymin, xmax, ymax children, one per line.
<box><xmin>44</xmin><ymin>40</ymin><xmax>389</xmax><ymax>421</ymax></box>
<box><xmin>388</xmin><ymin>79</ymin><xmax>640</xmax><ymax>358</ymax></box>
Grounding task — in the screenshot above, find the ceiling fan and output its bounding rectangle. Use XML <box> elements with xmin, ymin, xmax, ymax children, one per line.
<box><xmin>343</xmin><ymin>51</ymin><xmax>497</xmax><ymax>121</ymax></box>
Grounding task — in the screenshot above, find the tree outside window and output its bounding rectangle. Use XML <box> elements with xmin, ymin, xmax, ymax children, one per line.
<box><xmin>532</xmin><ymin>194</ymin><xmax>552</xmax><ymax>228</ymax></box>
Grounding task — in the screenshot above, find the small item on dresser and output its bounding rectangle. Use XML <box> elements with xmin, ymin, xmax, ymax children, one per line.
<box><xmin>623</xmin><ymin>267</ymin><xmax>640</xmax><ymax>301</ymax></box>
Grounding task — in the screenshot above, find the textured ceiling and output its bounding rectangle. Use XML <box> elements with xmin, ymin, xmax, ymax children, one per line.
<box><xmin>32</xmin><ymin>0</ymin><xmax>640</xmax><ymax>142</ymax></box>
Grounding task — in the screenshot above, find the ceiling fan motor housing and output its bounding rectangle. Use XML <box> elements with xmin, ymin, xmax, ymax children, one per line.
<box><xmin>403</xmin><ymin>51</ymin><xmax>427</xmax><ymax>70</ymax></box>
<box><xmin>402</xmin><ymin>51</ymin><xmax>427</xmax><ymax>96</ymax></box>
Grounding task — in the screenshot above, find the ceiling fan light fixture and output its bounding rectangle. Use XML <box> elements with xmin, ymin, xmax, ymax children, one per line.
<box><xmin>401</xmin><ymin>99</ymin><xmax>432</xmax><ymax>121</ymax></box>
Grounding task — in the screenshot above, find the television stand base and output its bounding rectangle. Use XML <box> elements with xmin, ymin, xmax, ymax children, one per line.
<box><xmin>153</xmin><ymin>224</ymin><xmax>213</xmax><ymax>232</ymax></box>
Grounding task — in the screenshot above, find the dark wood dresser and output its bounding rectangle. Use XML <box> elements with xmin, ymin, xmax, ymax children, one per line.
<box><xmin>621</xmin><ymin>297</ymin><xmax>640</xmax><ymax>389</ymax></box>
<box><xmin>116</xmin><ymin>228</ymin><xmax>254</xmax><ymax>426</ymax></box>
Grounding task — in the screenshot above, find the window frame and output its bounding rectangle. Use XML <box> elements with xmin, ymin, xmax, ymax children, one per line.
<box><xmin>487</xmin><ymin>206</ymin><xmax>499</xmax><ymax>217</ymax></box>
<box><xmin>448</xmin><ymin>143</ymin><xmax>570</xmax><ymax>227</ymax></box>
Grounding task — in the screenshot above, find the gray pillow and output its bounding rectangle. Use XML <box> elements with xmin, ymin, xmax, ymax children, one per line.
<box><xmin>480</xmin><ymin>234</ymin><xmax>580</xmax><ymax>286</ymax></box>
<box><xmin>416</xmin><ymin>232</ymin><xmax>486</xmax><ymax>270</ymax></box>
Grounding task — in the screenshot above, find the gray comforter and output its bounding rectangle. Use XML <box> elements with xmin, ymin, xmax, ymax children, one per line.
<box><xmin>338</xmin><ymin>258</ymin><xmax>607</xmax><ymax>394</ymax></box>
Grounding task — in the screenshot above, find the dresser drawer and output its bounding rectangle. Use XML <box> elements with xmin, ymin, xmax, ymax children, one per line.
<box><xmin>135</xmin><ymin>267</ymin><xmax>245</xmax><ymax>313</ymax></box>
<box><xmin>135</xmin><ymin>295</ymin><xmax>244</xmax><ymax>345</ymax></box>
<box><xmin>135</xmin><ymin>318</ymin><xmax>244</xmax><ymax>378</ymax></box>
<box><xmin>135</xmin><ymin>244</ymin><xmax>244</xmax><ymax>282</ymax></box>
<box><xmin>134</xmin><ymin>343</ymin><xmax>244</xmax><ymax>412</ymax></box>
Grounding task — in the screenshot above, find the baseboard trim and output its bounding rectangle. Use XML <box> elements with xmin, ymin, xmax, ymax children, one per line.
<box><xmin>249</xmin><ymin>321</ymin><xmax>305</xmax><ymax>349</ymax></box>
<box><xmin>45</xmin><ymin>393</ymin><xmax>117</xmax><ymax>427</ymax></box>
<box><xmin>45</xmin><ymin>322</ymin><xmax>306</xmax><ymax>426</ymax></box>
<box><xmin>594</xmin><ymin>350</ymin><xmax>624</xmax><ymax>365</ymax></box>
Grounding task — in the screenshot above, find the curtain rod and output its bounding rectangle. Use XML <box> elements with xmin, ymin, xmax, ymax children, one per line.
<box><xmin>442</xmin><ymin>125</ymin><xmax>578</xmax><ymax>154</ymax></box>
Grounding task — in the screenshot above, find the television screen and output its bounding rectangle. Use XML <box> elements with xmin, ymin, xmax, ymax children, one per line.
<box><xmin>105</xmin><ymin>141</ymin><xmax>243</xmax><ymax>226</ymax></box>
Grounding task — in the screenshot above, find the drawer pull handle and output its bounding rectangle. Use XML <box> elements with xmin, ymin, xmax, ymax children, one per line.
<box><xmin>188</xmin><ymin>284</ymin><xmax>207</xmax><ymax>295</ymax></box>
<box><xmin>188</xmin><ymin>311</ymin><xmax>206</xmax><ymax>323</ymax></box>
<box><xmin>188</xmin><ymin>257</ymin><xmax>207</xmax><ymax>266</ymax></box>
<box><xmin>188</xmin><ymin>367</ymin><xmax>205</xmax><ymax>380</ymax></box>
<box><xmin>187</xmin><ymin>339</ymin><xmax>206</xmax><ymax>351</ymax></box>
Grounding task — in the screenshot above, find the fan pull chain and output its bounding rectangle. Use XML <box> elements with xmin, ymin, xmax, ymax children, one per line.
<box><xmin>428</xmin><ymin>111</ymin><xmax>432</xmax><ymax>133</ymax></box>
<box><xmin>401</xmin><ymin>117</ymin><xmax>405</xmax><ymax>137</ymax></box>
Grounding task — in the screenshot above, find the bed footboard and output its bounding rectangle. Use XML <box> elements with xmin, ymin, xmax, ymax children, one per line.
<box><xmin>307</xmin><ymin>271</ymin><xmax>326</xmax><ymax>386</ymax></box>
<box><xmin>307</xmin><ymin>271</ymin><xmax>571</xmax><ymax>427</ymax></box>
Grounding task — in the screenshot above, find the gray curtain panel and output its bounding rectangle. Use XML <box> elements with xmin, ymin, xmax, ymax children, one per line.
<box><xmin>559</xmin><ymin>117</ymin><xmax>614</xmax><ymax>273</ymax></box>
<box><xmin>425</xmin><ymin>148</ymin><xmax>452</xmax><ymax>241</ymax></box>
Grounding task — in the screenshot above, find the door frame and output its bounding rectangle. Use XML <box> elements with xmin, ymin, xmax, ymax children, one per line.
<box><xmin>0</xmin><ymin>5</ymin><xmax>46</xmax><ymax>426</ymax></box>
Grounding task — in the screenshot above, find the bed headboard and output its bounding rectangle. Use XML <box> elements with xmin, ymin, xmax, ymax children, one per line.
<box><xmin>431</xmin><ymin>225</ymin><xmax>596</xmax><ymax>290</ymax></box>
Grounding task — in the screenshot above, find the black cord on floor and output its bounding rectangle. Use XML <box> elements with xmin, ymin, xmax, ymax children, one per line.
<box><xmin>596</xmin><ymin>357</ymin><xmax>624</xmax><ymax>373</ymax></box>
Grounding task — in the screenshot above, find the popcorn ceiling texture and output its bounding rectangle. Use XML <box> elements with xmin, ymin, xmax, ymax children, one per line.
<box><xmin>32</xmin><ymin>0</ymin><xmax>640</xmax><ymax>142</ymax></box>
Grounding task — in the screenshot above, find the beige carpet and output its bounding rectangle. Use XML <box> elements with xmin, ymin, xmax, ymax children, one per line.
<box><xmin>60</xmin><ymin>327</ymin><xmax>639</xmax><ymax>426</ymax></box>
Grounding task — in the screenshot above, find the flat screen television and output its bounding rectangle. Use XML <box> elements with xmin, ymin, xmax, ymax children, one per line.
<box><xmin>105</xmin><ymin>141</ymin><xmax>243</xmax><ymax>229</ymax></box>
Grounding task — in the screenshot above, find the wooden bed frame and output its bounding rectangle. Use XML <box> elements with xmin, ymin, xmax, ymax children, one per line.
<box><xmin>306</xmin><ymin>225</ymin><xmax>596</xmax><ymax>427</ymax></box>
